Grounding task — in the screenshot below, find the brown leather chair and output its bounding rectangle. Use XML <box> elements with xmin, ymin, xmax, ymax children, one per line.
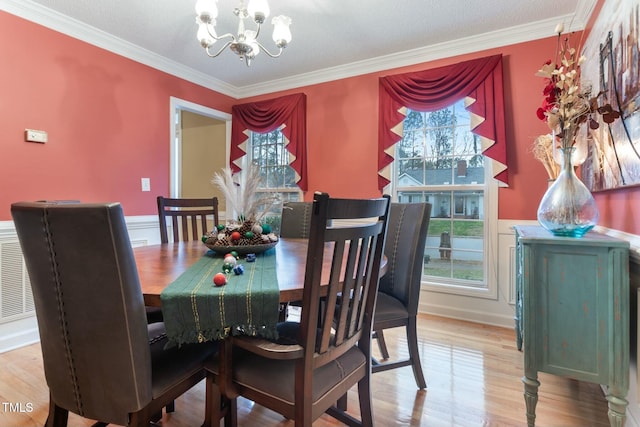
<box><xmin>206</xmin><ymin>192</ymin><xmax>390</xmax><ymax>426</ymax></box>
<box><xmin>372</xmin><ymin>202</ymin><xmax>432</xmax><ymax>389</ymax></box>
<box><xmin>157</xmin><ymin>196</ymin><xmax>219</xmax><ymax>243</ymax></box>
<box><xmin>279</xmin><ymin>201</ymin><xmax>313</xmax><ymax>238</ymax></box>
<box><xmin>11</xmin><ymin>201</ymin><xmax>223</xmax><ymax>427</ymax></box>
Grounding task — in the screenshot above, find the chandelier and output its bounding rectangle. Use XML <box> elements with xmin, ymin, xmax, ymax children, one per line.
<box><xmin>195</xmin><ymin>0</ymin><xmax>292</xmax><ymax>66</ymax></box>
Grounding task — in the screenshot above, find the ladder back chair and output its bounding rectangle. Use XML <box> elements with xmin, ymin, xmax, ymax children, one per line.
<box><xmin>206</xmin><ymin>192</ymin><xmax>390</xmax><ymax>427</ymax></box>
<box><xmin>157</xmin><ymin>196</ymin><xmax>219</xmax><ymax>243</ymax></box>
<box><xmin>10</xmin><ymin>201</ymin><xmax>225</xmax><ymax>427</ymax></box>
<box><xmin>372</xmin><ymin>202</ymin><xmax>432</xmax><ymax>389</ymax></box>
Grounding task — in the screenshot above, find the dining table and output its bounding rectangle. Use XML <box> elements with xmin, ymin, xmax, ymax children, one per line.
<box><xmin>135</xmin><ymin>238</ymin><xmax>388</xmax><ymax>308</ymax></box>
<box><xmin>134</xmin><ymin>237</ymin><xmax>388</xmax><ymax>401</ymax></box>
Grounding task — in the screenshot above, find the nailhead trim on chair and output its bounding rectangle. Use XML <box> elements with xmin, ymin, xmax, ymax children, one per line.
<box><xmin>42</xmin><ymin>209</ymin><xmax>85</xmax><ymax>416</ymax></box>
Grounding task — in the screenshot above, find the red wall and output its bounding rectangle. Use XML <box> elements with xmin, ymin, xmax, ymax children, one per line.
<box><xmin>0</xmin><ymin>12</ymin><xmax>235</xmax><ymax>218</ymax></box>
<box><xmin>1</xmin><ymin>9</ymin><xmax>638</xmax><ymax>235</ymax></box>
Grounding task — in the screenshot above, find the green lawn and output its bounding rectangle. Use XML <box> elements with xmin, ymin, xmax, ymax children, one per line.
<box><xmin>428</xmin><ymin>219</ymin><xmax>483</xmax><ymax>237</ymax></box>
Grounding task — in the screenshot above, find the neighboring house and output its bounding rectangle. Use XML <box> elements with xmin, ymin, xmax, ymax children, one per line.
<box><xmin>397</xmin><ymin>161</ymin><xmax>484</xmax><ymax>219</ymax></box>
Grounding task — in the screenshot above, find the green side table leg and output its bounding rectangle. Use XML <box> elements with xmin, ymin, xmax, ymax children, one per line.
<box><xmin>606</xmin><ymin>393</ymin><xmax>628</xmax><ymax>427</ymax></box>
<box><xmin>522</xmin><ymin>374</ymin><xmax>539</xmax><ymax>427</ymax></box>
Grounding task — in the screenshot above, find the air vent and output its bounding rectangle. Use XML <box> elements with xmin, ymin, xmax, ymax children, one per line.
<box><xmin>0</xmin><ymin>241</ymin><xmax>35</xmax><ymax>322</ymax></box>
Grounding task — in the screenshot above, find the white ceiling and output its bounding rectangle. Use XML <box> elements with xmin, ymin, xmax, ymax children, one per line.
<box><xmin>3</xmin><ymin>0</ymin><xmax>597</xmax><ymax>98</ymax></box>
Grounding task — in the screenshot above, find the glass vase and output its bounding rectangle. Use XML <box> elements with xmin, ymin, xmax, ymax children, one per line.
<box><xmin>536</xmin><ymin>147</ymin><xmax>599</xmax><ymax>237</ymax></box>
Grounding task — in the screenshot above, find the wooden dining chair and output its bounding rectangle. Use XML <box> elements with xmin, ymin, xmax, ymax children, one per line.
<box><xmin>157</xmin><ymin>196</ymin><xmax>219</xmax><ymax>243</ymax></box>
<box><xmin>10</xmin><ymin>201</ymin><xmax>227</xmax><ymax>427</ymax></box>
<box><xmin>371</xmin><ymin>202</ymin><xmax>432</xmax><ymax>389</ymax></box>
<box><xmin>206</xmin><ymin>192</ymin><xmax>391</xmax><ymax>427</ymax></box>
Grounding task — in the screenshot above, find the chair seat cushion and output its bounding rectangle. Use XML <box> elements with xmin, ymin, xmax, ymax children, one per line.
<box><xmin>148</xmin><ymin>322</ymin><xmax>218</xmax><ymax>398</ymax></box>
<box><xmin>223</xmin><ymin>345</ymin><xmax>366</xmax><ymax>405</ymax></box>
<box><xmin>209</xmin><ymin>320</ymin><xmax>365</xmax><ymax>405</ymax></box>
<box><xmin>374</xmin><ymin>291</ymin><xmax>408</xmax><ymax>323</ymax></box>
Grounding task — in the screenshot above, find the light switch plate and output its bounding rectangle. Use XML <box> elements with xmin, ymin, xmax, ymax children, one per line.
<box><xmin>141</xmin><ymin>178</ymin><xmax>151</xmax><ymax>192</ymax></box>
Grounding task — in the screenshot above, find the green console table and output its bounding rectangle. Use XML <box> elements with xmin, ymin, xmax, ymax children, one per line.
<box><xmin>514</xmin><ymin>225</ymin><xmax>629</xmax><ymax>427</ymax></box>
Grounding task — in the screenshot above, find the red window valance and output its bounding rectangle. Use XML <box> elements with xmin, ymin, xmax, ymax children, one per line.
<box><xmin>231</xmin><ymin>93</ymin><xmax>308</xmax><ymax>191</ymax></box>
<box><xmin>378</xmin><ymin>54</ymin><xmax>507</xmax><ymax>190</ymax></box>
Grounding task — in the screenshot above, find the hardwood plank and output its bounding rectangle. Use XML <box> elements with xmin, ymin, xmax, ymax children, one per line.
<box><xmin>0</xmin><ymin>314</ymin><xmax>610</xmax><ymax>426</ymax></box>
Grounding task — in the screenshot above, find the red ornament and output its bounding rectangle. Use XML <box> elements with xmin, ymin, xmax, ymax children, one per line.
<box><xmin>231</xmin><ymin>231</ymin><xmax>242</xmax><ymax>241</ymax></box>
<box><xmin>213</xmin><ymin>273</ymin><xmax>227</xmax><ymax>287</ymax></box>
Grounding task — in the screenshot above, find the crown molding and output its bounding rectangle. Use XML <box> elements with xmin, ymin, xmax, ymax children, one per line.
<box><xmin>1</xmin><ymin>0</ymin><xmax>238</xmax><ymax>97</ymax></box>
<box><xmin>2</xmin><ymin>0</ymin><xmax>598</xmax><ymax>99</ymax></box>
<box><xmin>238</xmin><ymin>6</ymin><xmax>596</xmax><ymax>97</ymax></box>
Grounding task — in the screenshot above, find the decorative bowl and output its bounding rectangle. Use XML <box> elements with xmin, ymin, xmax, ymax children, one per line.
<box><xmin>204</xmin><ymin>241</ymin><xmax>278</xmax><ymax>255</ymax></box>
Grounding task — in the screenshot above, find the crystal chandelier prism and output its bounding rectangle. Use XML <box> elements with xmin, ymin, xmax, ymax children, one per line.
<box><xmin>195</xmin><ymin>0</ymin><xmax>292</xmax><ymax>66</ymax></box>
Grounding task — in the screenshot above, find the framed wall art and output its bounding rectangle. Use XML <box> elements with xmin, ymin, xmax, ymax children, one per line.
<box><xmin>580</xmin><ymin>0</ymin><xmax>640</xmax><ymax>191</ymax></box>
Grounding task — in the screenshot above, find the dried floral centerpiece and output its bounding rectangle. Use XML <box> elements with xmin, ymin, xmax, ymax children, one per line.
<box><xmin>534</xmin><ymin>24</ymin><xmax>620</xmax><ymax>166</ymax></box>
<box><xmin>534</xmin><ymin>24</ymin><xmax>620</xmax><ymax>237</ymax></box>
<box><xmin>203</xmin><ymin>166</ymin><xmax>280</xmax><ymax>254</ymax></box>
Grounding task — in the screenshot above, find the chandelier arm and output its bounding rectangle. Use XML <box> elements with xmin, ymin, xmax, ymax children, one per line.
<box><xmin>206</xmin><ymin>29</ymin><xmax>237</xmax><ymax>43</ymax></box>
<box><xmin>254</xmin><ymin>40</ymin><xmax>284</xmax><ymax>58</ymax></box>
<box><xmin>205</xmin><ymin>40</ymin><xmax>235</xmax><ymax>58</ymax></box>
<box><xmin>252</xmin><ymin>22</ymin><xmax>262</xmax><ymax>40</ymax></box>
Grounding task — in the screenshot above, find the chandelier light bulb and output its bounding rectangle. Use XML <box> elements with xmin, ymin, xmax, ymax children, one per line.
<box><xmin>272</xmin><ymin>15</ymin><xmax>292</xmax><ymax>46</ymax></box>
<box><xmin>247</xmin><ymin>0</ymin><xmax>270</xmax><ymax>23</ymax></box>
<box><xmin>195</xmin><ymin>0</ymin><xmax>218</xmax><ymax>22</ymax></box>
<box><xmin>197</xmin><ymin>20</ymin><xmax>216</xmax><ymax>47</ymax></box>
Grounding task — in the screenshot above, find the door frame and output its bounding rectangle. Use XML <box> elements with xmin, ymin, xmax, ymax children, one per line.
<box><xmin>169</xmin><ymin>96</ymin><xmax>232</xmax><ymax>197</ymax></box>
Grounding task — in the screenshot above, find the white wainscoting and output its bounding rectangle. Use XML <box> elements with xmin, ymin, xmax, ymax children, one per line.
<box><xmin>0</xmin><ymin>215</ymin><xmax>160</xmax><ymax>354</ymax></box>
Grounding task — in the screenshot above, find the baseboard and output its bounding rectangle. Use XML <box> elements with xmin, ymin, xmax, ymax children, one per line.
<box><xmin>0</xmin><ymin>317</ymin><xmax>39</xmax><ymax>354</ymax></box>
<box><xmin>421</xmin><ymin>301</ymin><xmax>515</xmax><ymax>329</ymax></box>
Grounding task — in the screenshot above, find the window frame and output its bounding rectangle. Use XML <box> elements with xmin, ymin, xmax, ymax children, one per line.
<box><xmin>244</xmin><ymin>126</ymin><xmax>303</xmax><ymax>202</ymax></box>
<box><xmin>390</xmin><ymin>107</ymin><xmax>499</xmax><ymax>300</ymax></box>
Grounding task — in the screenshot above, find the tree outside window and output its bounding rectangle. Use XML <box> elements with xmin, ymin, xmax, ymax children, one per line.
<box><xmin>395</xmin><ymin>100</ymin><xmax>487</xmax><ymax>288</ymax></box>
<box><xmin>248</xmin><ymin>127</ymin><xmax>301</xmax><ymax>232</ymax></box>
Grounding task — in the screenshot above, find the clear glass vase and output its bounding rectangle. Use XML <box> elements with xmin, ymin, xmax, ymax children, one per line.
<box><xmin>536</xmin><ymin>147</ymin><xmax>599</xmax><ymax>237</ymax></box>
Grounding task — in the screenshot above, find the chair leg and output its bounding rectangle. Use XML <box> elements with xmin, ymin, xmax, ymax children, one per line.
<box><xmin>374</xmin><ymin>329</ymin><xmax>390</xmax><ymax>359</ymax></box>
<box><xmin>204</xmin><ymin>373</ymin><xmax>220</xmax><ymax>427</ymax></box>
<box><xmin>337</xmin><ymin>393</ymin><xmax>348</xmax><ymax>411</ymax></box>
<box><xmin>205</xmin><ymin>371</ymin><xmax>237</xmax><ymax>427</ymax></box>
<box><xmin>357</xmin><ymin>373</ymin><xmax>374</xmax><ymax>427</ymax></box>
<box><xmin>407</xmin><ymin>318</ymin><xmax>427</xmax><ymax>389</ymax></box>
<box><xmin>127</xmin><ymin>410</ymin><xmax>151</xmax><ymax>427</ymax></box>
<box><xmin>45</xmin><ymin>398</ymin><xmax>69</xmax><ymax>427</ymax></box>
<box><xmin>166</xmin><ymin>401</ymin><xmax>175</xmax><ymax>413</ymax></box>
<box><xmin>224</xmin><ymin>398</ymin><xmax>237</xmax><ymax>427</ymax></box>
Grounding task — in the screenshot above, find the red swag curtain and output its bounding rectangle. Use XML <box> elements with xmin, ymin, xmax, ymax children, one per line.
<box><xmin>231</xmin><ymin>93</ymin><xmax>308</xmax><ymax>191</ymax></box>
<box><xmin>378</xmin><ymin>54</ymin><xmax>507</xmax><ymax>191</ymax></box>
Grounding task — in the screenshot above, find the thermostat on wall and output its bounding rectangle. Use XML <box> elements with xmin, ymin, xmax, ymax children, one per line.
<box><xmin>25</xmin><ymin>129</ymin><xmax>48</xmax><ymax>143</ymax></box>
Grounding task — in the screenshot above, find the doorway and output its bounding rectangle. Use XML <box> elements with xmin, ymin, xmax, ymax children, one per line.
<box><xmin>169</xmin><ymin>97</ymin><xmax>232</xmax><ymax>215</ymax></box>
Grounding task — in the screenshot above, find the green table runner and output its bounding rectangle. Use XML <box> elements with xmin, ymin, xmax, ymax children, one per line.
<box><xmin>160</xmin><ymin>249</ymin><xmax>279</xmax><ymax>345</ymax></box>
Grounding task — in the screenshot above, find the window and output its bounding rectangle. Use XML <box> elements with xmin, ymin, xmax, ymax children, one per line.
<box><xmin>247</xmin><ymin>127</ymin><xmax>302</xmax><ymax>232</ymax></box>
<box><xmin>394</xmin><ymin>100</ymin><xmax>497</xmax><ymax>297</ymax></box>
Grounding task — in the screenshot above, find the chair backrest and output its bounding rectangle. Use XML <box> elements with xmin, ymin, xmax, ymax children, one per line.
<box><xmin>157</xmin><ymin>196</ymin><xmax>219</xmax><ymax>243</ymax></box>
<box><xmin>280</xmin><ymin>201</ymin><xmax>313</xmax><ymax>238</ymax></box>
<box><xmin>11</xmin><ymin>202</ymin><xmax>153</xmax><ymax>425</ymax></box>
<box><xmin>379</xmin><ymin>202</ymin><xmax>432</xmax><ymax>316</ymax></box>
<box><xmin>299</xmin><ymin>192</ymin><xmax>390</xmax><ymax>364</ymax></box>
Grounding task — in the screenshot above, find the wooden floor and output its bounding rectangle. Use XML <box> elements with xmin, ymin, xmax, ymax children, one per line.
<box><xmin>0</xmin><ymin>314</ymin><xmax>611</xmax><ymax>426</ymax></box>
